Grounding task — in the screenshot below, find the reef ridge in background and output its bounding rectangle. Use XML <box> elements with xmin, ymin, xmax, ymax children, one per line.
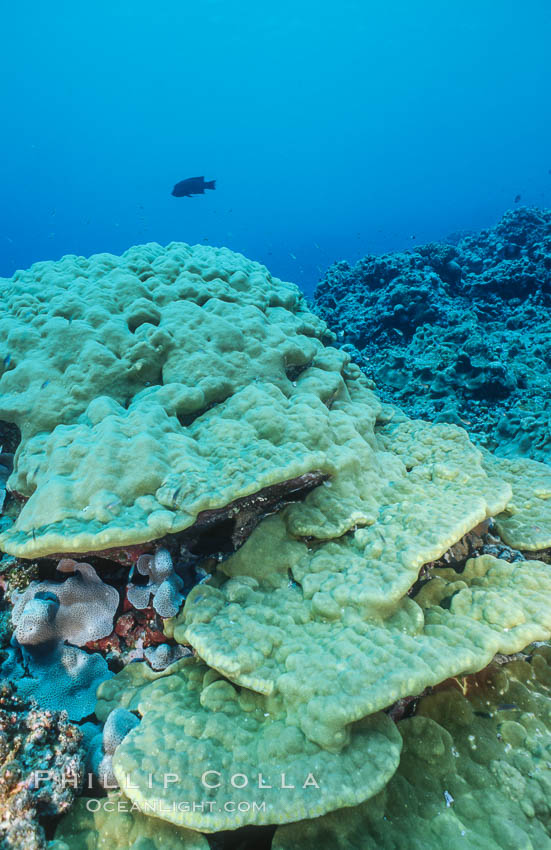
<box><xmin>313</xmin><ymin>206</ymin><xmax>551</xmax><ymax>464</ymax></box>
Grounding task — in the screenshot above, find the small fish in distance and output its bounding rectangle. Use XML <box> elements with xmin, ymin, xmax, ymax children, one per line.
<box><xmin>171</xmin><ymin>176</ymin><xmax>216</xmax><ymax>197</ymax></box>
<box><xmin>514</xmin><ymin>193</ymin><xmax>521</xmax><ymax>203</ymax></box>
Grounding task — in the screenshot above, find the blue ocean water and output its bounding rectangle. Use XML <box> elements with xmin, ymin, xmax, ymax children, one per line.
<box><xmin>1</xmin><ymin>0</ymin><xmax>550</xmax><ymax>293</ymax></box>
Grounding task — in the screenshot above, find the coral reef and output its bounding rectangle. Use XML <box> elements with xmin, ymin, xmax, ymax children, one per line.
<box><xmin>313</xmin><ymin>207</ymin><xmax>551</xmax><ymax>463</ymax></box>
<box><xmin>0</xmin><ymin>680</ymin><xmax>84</xmax><ymax>850</ymax></box>
<box><xmin>0</xmin><ymin>241</ymin><xmax>548</xmax><ymax>846</ymax></box>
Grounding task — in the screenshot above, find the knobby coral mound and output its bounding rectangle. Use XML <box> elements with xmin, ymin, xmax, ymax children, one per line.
<box><xmin>0</xmin><ymin>241</ymin><xmax>549</xmax><ymax>845</ymax></box>
<box><xmin>98</xmin><ymin>657</ymin><xmax>402</xmax><ymax>831</ymax></box>
<box><xmin>313</xmin><ymin>206</ymin><xmax>551</xmax><ymax>463</ymax></box>
<box><xmin>0</xmin><ymin>242</ymin><xmax>333</xmax><ymax>558</ymax></box>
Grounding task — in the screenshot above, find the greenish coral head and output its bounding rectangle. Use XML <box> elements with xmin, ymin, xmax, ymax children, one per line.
<box><xmin>0</xmin><ymin>242</ymin><xmax>354</xmax><ymax>557</ymax></box>
<box><xmin>2</xmin><ymin>241</ymin><xmax>547</xmax><ymax>565</ymax></box>
<box><xmin>100</xmin><ymin>658</ymin><xmax>402</xmax><ymax>832</ymax></box>
<box><xmin>180</xmin><ymin>548</ymin><xmax>551</xmax><ymax>750</ymax></box>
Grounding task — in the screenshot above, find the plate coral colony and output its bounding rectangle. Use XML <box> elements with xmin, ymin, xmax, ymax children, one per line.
<box><xmin>0</xmin><ymin>222</ymin><xmax>550</xmax><ymax>849</ymax></box>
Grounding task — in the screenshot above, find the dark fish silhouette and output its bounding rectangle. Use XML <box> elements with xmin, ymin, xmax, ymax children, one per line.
<box><xmin>514</xmin><ymin>193</ymin><xmax>521</xmax><ymax>203</ymax></box>
<box><xmin>171</xmin><ymin>176</ymin><xmax>216</xmax><ymax>197</ymax></box>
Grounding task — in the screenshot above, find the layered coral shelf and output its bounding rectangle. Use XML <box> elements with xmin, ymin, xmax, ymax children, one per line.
<box><xmin>0</xmin><ymin>240</ymin><xmax>549</xmax><ymax>849</ymax></box>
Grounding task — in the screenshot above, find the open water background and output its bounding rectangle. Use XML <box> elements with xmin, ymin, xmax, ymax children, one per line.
<box><xmin>1</xmin><ymin>0</ymin><xmax>550</xmax><ymax>292</ymax></box>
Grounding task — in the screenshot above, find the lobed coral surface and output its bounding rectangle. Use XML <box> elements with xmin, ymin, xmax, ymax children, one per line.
<box><xmin>273</xmin><ymin>646</ymin><xmax>551</xmax><ymax>850</ymax></box>
<box><xmin>0</xmin><ymin>240</ymin><xmax>548</xmax><ymax>847</ymax></box>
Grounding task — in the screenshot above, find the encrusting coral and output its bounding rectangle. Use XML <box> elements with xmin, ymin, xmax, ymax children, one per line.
<box><xmin>12</xmin><ymin>558</ymin><xmax>119</xmax><ymax>646</ymax></box>
<box><xmin>1</xmin><ymin>635</ymin><xmax>111</xmax><ymax>721</ymax></box>
<box><xmin>0</xmin><ymin>240</ymin><xmax>549</xmax><ymax>845</ymax></box>
<box><xmin>1</xmin><ymin>557</ymin><xmax>116</xmax><ymax>720</ymax></box>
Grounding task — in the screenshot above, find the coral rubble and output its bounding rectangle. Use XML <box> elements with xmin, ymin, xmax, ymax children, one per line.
<box><xmin>0</xmin><ymin>681</ymin><xmax>84</xmax><ymax>850</ymax></box>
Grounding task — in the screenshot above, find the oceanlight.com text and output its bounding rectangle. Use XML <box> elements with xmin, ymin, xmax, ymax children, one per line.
<box><xmin>85</xmin><ymin>798</ymin><xmax>267</xmax><ymax>815</ymax></box>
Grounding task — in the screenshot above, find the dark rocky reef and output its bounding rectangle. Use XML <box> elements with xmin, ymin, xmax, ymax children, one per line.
<box><xmin>313</xmin><ymin>207</ymin><xmax>551</xmax><ymax>463</ymax></box>
<box><xmin>0</xmin><ymin>681</ymin><xmax>84</xmax><ymax>849</ymax></box>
